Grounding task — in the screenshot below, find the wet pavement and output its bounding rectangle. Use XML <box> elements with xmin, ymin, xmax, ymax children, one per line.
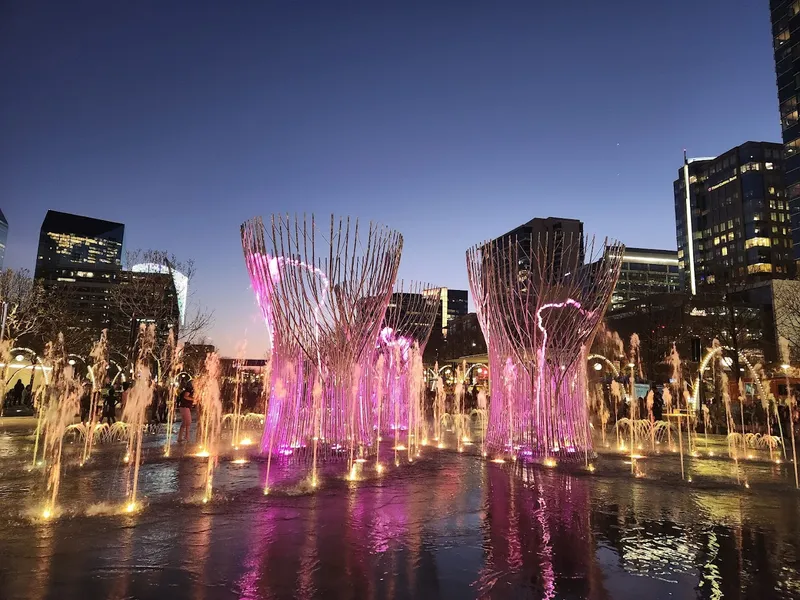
<box><xmin>0</xmin><ymin>420</ymin><xmax>799</xmax><ymax>599</ymax></box>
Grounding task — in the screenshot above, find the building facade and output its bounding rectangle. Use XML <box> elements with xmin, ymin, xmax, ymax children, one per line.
<box><xmin>493</xmin><ymin>217</ymin><xmax>585</xmax><ymax>280</ymax></box>
<box><xmin>673</xmin><ymin>142</ymin><xmax>793</xmax><ymax>293</ymax></box>
<box><xmin>610</xmin><ymin>247</ymin><xmax>681</xmax><ymax>308</ymax></box>
<box><xmin>771</xmin><ymin>0</ymin><xmax>800</xmax><ymax>260</ymax></box>
<box><xmin>34</xmin><ymin>210</ymin><xmax>125</xmax><ymax>333</ymax></box>
<box><xmin>425</xmin><ymin>287</ymin><xmax>468</xmax><ymax>337</ymax></box>
<box><xmin>0</xmin><ymin>209</ymin><xmax>8</xmax><ymax>270</ymax></box>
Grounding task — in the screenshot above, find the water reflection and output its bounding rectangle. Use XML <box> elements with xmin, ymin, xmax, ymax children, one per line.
<box><xmin>0</xmin><ymin>443</ymin><xmax>799</xmax><ymax>599</ymax></box>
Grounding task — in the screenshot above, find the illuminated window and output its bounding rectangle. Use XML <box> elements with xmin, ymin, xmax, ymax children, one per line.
<box><xmin>776</xmin><ymin>29</ymin><xmax>791</xmax><ymax>48</ymax></box>
<box><xmin>722</xmin><ymin>247</ymin><xmax>728</xmax><ymax>256</ymax></box>
<box><xmin>770</xmin><ymin>200</ymin><xmax>777</xmax><ymax>209</ymax></box>
<box><xmin>766</xmin><ymin>162</ymin><xmax>774</xmax><ymax>170</ymax></box>
<box><xmin>745</xmin><ymin>237</ymin><xmax>770</xmax><ymax>249</ymax></box>
<box><xmin>740</xmin><ymin>162</ymin><xmax>761</xmax><ymax>173</ymax></box>
<box><xmin>787</xmin><ymin>137</ymin><xmax>800</xmax><ymax>155</ymax></box>
<box><xmin>747</xmin><ymin>263</ymin><xmax>773</xmax><ymax>274</ymax></box>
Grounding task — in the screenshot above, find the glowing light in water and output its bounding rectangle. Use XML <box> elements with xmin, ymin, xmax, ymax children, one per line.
<box><xmin>543</xmin><ymin>457</ymin><xmax>557</xmax><ymax>468</ymax></box>
<box><xmin>232</xmin><ymin>458</ymin><xmax>248</xmax><ymax>465</ymax></box>
<box><xmin>240</xmin><ymin>438</ymin><xmax>253</xmax><ymax>446</ymax></box>
<box><xmin>125</xmin><ymin>502</ymin><xmax>136</xmax><ymax>513</ymax></box>
<box><xmin>42</xmin><ymin>509</ymin><xmax>52</xmax><ymax>520</ymax></box>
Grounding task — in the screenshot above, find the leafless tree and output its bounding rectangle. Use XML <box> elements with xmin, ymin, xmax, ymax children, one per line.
<box><xmin>773</xmin><ymin>279</ymin><xmax>800</xmax><ymax>361</ymax></box>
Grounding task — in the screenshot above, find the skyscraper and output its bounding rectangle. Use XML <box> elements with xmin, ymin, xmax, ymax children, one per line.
<box><xmin>34</xmin><ymin>210</ymin><xmax>124</xmax><ymax>332</ymax></box>
<box><xmin>609</xmin><ymin>247</ymin><xmax>681</xmax><ymax>308</ymax></box>
<box><xmin>673</xmin><ymin>142</ymin><xmax>792</xmax><ymax>293</ymax></box>
<box><xmin>770</xmin><ymin>0</ymin><xmax>800</xmax><ymax>261</ymax></box>
<box><xmin>0</xmin><ymin>209</ymin><xmax>8</xmax><ymax>270</ymax></box>
<box><xmin>491</xmin><ymin>217</ymin><xmax>585</xmax><ymax>282</ymax></box>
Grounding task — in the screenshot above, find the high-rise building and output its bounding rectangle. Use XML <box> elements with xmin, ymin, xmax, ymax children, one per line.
<box><xmin>0</xmin><ymin>209</ymin><xmax>8</xmax><ymax>270</ymax></box>
<box><xmin>438</xmin><ymin>288</ymin><xmax>468</xmax><ymax>336</ymax></box>
<box><xmin>34</xmin><ymin>210</ymin><xmax>124</xmax><ymax>332</ymax></box>
<box><xmin>493</xmin><ymin>217</ymin><xmax>585</xmax><ymax>280</ymax></box>
<box><xmin>132</xmin><ymin>263</ymin><xmax>188</xmax><ymax>325</ymax></box>
<box><xmin>673</xmin><ymin>142</ymin><xmax>792</xmax><ymax>293</ymax></box>
<box><xmin>610</xmin><ymin>247</ymin><xmax>681</xmax><ymax>308</ymax></box>
<box><xmin>770</xmin><ymin>1</ymin><xmax>800</xmax><ymax>260</ymax></box>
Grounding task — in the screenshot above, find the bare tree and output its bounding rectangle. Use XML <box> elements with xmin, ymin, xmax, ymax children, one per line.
<box><xmin>773</xmin><ymin>279</ymin><xmax>800</xmax><ymax>361</ymax></box>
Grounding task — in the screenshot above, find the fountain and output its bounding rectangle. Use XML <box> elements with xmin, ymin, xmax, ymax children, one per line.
<box><xmin>40</xmin><ymin>335</ymin><xmax>80</xmax><ymax>519</ymax></box>
<box><xmin>121</xmin><ymin>324</ymin><xmax>156</xmax><ymax>512</ymax></box>
<box><xmin>81</xmin><ymin>330</ymin><xmax>108</xmax><ymax>466</ymax></box>
<box><xmin>466</xmin><ymin>230</ymin><xmax>624</xmax><ymax>462</ymax></box>
<box><xmin>241</xmin><ymin>214</ymin><xmax>403</xmax><ymax>484</ymax></box>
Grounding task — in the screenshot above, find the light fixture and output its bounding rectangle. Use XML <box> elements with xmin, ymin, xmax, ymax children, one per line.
<box><xmin>628</xmin><ymin>362</ymin><xmax>635</xmax><ymax>368</ymax></box>
<box><xmin>593</xmin><ymin>362</ymin><xmax>603</xmax><ymax>371</ymax></box>
<box><xmin>15</xmin><ymin>354</ymin><xmax>24</xmax><ymax>362</ymax></box>
<box><xmin>782</xmin><ymin>363</ymin><xmax>791</xmax><ymax>370</ymax></box>
<box><xmin>68</xmin><ymin>359</ymin><xmax>76</xmax><ymax>366</ymax></box>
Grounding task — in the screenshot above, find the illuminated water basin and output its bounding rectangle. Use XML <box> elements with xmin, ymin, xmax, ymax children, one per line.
<box><xmin>0</xmin><ymin>423</ymin><xmax>797</xmax><ymax>599</ymax></box>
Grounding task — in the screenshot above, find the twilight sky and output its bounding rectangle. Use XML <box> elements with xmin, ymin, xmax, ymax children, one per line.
<box><xmin>0</xmin><ymin>0</ymin><xmax>782</xmax><ymax>356</ymax></box>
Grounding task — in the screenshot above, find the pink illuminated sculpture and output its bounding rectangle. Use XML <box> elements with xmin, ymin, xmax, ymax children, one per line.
<box><xmin>241</xmin><ymin>215</ymin><xmax>403</xmax><ymax>481</ymax></box>
<box><xmin>467</xmin><ymin>231</ymin><xmax>623</xmax><ymax>462</ymax></box>
<box><xmin>368</xmin><ymin>282</ymin><xmax>440</xmax><ymax>460</ymax></box>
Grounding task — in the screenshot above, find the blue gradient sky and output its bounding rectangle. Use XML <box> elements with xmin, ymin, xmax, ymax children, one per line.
<box><xmin>0</xmin><ymin>0</ymin><xmax>782</xmax><ymax>356</ymax></box>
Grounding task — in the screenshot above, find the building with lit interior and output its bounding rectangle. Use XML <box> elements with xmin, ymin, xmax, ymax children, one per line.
<box><xmin>673</xmin><ymin>142</ymin><xmax>793</xmax><ymax>292</ymax></box>
<box><xmin>770</xmin><ymin>0</ymin><xmax>800</xmax><ymax>261</ymax></box>
<box><xmin>610</xmin><ymin>247</ymin><xmax>681</xmax><ymax>308</ymax></box>
<box><xmin>34</xmin><ymin>210</ymin><xmax>125</xmax><ymax>334</ymax></box>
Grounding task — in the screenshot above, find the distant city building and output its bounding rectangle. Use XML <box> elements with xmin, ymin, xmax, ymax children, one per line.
<box><xmin>493</xmin><ymin>217</ymin><xmax>585</xmax><ymax>280</ymax></box>
<box><xmin>674</xmin><ymin>142</ymin><xmax>792</xmax><ymax>293</ymax></box>
<box><xmin>610</xmin><ymin>247</ymin><xmax>681</xmax><ymax>308</ymax></box>
<box><xmin>0</xmin><ymin>209</ymin><xmax>8</xmax><ymax>270</ymax></box>
<box><xmin>132</xmin><ymin>263</ymin><xmax>188</xmax><ymax>325</ymax></box>
<box><xmin>426</xmin><ymin>288</ymin><xmax>468</xmax><ymax>336</ymax></box>
<box><xmin>34</xmin><ymin>210</ymin><xmax>124</xmax><ymax>332</ymax></box>
<box><xmin>770</xmin><ymin>1</ymin><xmax>800</xmax><ymax>260</ymax></box>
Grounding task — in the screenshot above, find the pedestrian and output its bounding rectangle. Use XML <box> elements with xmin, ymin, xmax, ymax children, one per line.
<box><xmin>158</xmin><ymin>387</ymin><xmax>168</xmax><ymax>423</ymax></box>
<box><xmin>23</xmin><ymin>384</ymin><xmax>32</xmax><ymax>406</ymax></box>
<box><xmin>120</xmin><ymin>382</ymin><xmax>131</xmax><ymax>415</ymax></box>
<box><xmin>12</xmin><ymin>379</ymin><xmax>24</xmax><ymax>406</ymax></box>
<box><xmin>150</xmin><ymin>385</ymin><xmax>160</xmax><ymax>424</ymax></box>
<box><xmin>80</xmin><ymin>382</ymin><xmax>92</xmax><ymax>424</ymax></box>
<box><xmin>104</xmin><ymin>386</ymin><xmax>118</xmax><ymax>425</ymax></box>
<box><xmin>177</xmin><ymin>384</ymin><xmax>195</xmax><ymax>444</ymax></box>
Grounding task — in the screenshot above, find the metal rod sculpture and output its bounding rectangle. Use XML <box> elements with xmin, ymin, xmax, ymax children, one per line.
<box><xmin>467</xmin><ymin>231</ymin><xmax>623</xmax><ymax>462</ymax></box>
<box><xmin>370</xmin><ymin>281</ymin><xmax>440</xmax><ymax>465</ymax></box>
<box><xmin>242</xmin><ymin>214</ymin><xmax>403</xmax><ymax>485</ymax></box>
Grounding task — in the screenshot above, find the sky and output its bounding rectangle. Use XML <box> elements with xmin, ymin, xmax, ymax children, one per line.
<box><xmin>0</xmin><ymin>0</ymin><xmax>783</xmax><ymax>357</ymax></box>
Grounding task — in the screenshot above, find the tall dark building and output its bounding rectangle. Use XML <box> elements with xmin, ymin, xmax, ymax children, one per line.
<box><xmin>674</xmin><ymin>142</ymin><xmax>792</xmax><ymax>293</ymax></box>
<box><xmin>424</xmin><ymin>288</ymin><xmax>468</xmax><ymax>337</ymax></box>
<box><xmin>493</xmin><ymin>217</ymin><xmax>585</xmax><ymax>281</ymax></box>
<box><xmin>771</xmin><ymin>0</ymin><xmax>800</xmax><ymax>261</ymax></box>
<box><xmin>34</xmin><ymin>210</ymin><xmax>124</xmax><ymax>333</ymax></box>
<box><xmin>0</xmin><ymin>209</ymin><xmax>8</xmax><ymax>270</ymax></box>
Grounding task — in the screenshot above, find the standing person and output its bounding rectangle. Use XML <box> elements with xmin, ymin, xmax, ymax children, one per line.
<box><xmin>104</xmin><ymin>386</ymin><xmax>118</xmax><ymax>425</ymax></box>
<box><xmin>120</xmin><ymin>382</ymin><xmax>131</xmax><ymax>415</ymax></box>
<box><xmin>149</xmin><ymin>384</ymin><xmax>160</xmax><ymax>424</ymax></box>
<box><xmin>12</xmin><ymin>379</ymin><xmax>24</xmax><ymax>405</ymax></box>
<box><xmin>177</xmin><ymin>384</ymin><xmax>195</xmax><ymax>444</ymax></box>
<box><xmin>80</xmin><ymin>382</ymin><xmax>92</xmax><ymax>424</ymax></box>
<box><xmin>158</xmin><ymin>386</ymin><xmax>168</xmax><ymax>423</ymax></box>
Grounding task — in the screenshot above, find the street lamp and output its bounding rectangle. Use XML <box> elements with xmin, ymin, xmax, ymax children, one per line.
<box><xmin>593</xmin><ymin>362</ymin><xmax>603</xmax><ymax>371</ymax></box>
